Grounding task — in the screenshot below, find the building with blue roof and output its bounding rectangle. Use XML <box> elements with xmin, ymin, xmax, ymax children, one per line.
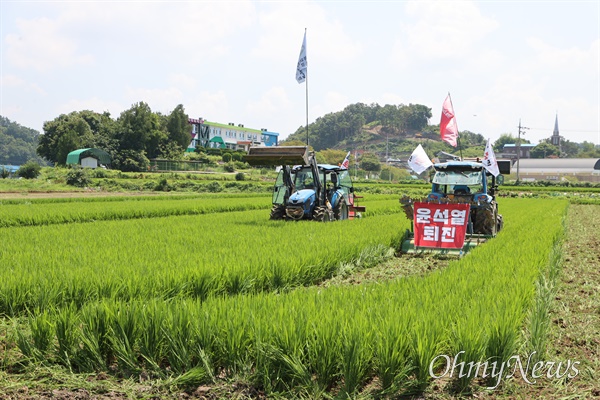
<box><xmin>500</xmin><ymin>143</ymin><xmax>537</xmax><ymax>159</ymax></box>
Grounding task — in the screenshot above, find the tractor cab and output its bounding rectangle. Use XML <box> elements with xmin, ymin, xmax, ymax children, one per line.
<box><xmin>245</xmin><ymin>146</ymin><xmax>365</xmax><ymax>221</ymax></box>
<box><xmin>427</xmin><ymin>162</ymin><xmax>493</xmax><ymax>205</ymax></box>
<box><xmin>284</xmin><ymin>164</ymin><xmax>355</xmax><ymax>221</ymax></box>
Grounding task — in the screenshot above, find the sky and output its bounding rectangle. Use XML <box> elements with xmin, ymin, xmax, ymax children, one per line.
<box><xmin>1</xmin><ymin>0</ymin><xmax>599</xmax><ymax>147</ymax></box>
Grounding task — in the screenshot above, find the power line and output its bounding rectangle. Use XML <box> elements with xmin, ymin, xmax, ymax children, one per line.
<box><xmin>526</xmin><ymin>127</ymin><xmax>600</xmax><ymax>133</ymax></box>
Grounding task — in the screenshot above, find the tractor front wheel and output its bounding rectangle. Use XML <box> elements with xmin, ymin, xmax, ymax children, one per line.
<box><xmin>269</xmin><ymin>205</ymin><xmax>286</xmax><ymax>220</ymax></box>
<box><xmin>313</xmin><ymin>206</ymin><xmax>331</xmax><ymax>222</ymax></box>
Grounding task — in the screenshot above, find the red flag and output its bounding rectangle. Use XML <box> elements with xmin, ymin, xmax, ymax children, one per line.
<box><xmin>440</xmin><ymin>94</ymin><xmax>458</xmax><ymax>147</ymax></box>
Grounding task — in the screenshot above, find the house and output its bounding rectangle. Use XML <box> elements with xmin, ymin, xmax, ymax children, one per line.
<box><xmin>500</xmin><ymin>143</ymin><xmax>537</xmax><ymax>159</ymax></box>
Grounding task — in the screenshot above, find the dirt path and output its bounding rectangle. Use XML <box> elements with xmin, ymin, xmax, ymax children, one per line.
<box><xmin>542</xmin><ymin>204</ymin><xmax>600</xmax><ymax>398</ymax></box>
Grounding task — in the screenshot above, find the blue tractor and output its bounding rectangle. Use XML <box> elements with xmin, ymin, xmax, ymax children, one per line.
<box><xmin>400</xmin><ymin>160</ymin><xmax>510</xmax><ymax>254</ymax></box>
<box><xmin>245</xmin><ymin>146</ymin><xmax>364</xmax><ymax>221</ymax></box>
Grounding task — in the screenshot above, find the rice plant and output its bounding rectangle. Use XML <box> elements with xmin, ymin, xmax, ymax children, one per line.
<box><xmin>8</xmin><ymin>197</ymin><xmax>569</xmax><ymax>397</ymax></box>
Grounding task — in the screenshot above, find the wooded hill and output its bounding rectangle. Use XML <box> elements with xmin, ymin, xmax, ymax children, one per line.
<box><xmin>0</xmin><ymin>116</ymin><xmax>46</xmax><ymax>165</ymax></box>
<box><xmin>283</xmin><ymin>102</ymin><xmax>600</xmax><ymax>160</ymax></box>
<box><xmin>283</xmin><ymin>102</ymin><xmax>489</xmax><ymax>159</ymax></box>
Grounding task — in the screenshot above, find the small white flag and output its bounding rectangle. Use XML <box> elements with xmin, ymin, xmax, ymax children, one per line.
<box><xmin>482</xmin><ymin>138</ymin><xmax>500</xmax><ymax>177</ymax></box>
<box><xmin>408</xmin><ymin>144</ymin><xmax>433</xmax><ymax>174</ymax></box>
<box><xmin>296</xmin><ymin>31</ymin><xmax>307</xmax><ymax>83</ymax></box>
<box><xmin>341</xmin><ymin>151</ymin><xmax>351</xmax><ymax>169</ymax></box>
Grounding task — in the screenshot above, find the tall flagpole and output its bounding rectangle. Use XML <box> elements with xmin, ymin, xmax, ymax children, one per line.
<box><xmin>304</xmin><ymin>28</ymin><xmax>309</xmax><ymax>147</ymax></box>
<box><xmin>296</xmin><ymin>28</ymin><xmax>309</xmax><ymax>147</ymax></box>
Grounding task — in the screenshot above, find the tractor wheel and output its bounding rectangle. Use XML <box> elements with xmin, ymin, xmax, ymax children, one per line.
<box><xmin>269</xmin><ymin>205</ymin><xmax>286</xmax><ymax>220</ymax></box>
<box><xmin>496</xmin><ymin>214</ymin><xmax>504</xmax><ymax>233</ymax></box>
<box><xmin>474</xmin><ymin>203</ymin><xmax>495</xmax><ymax>235</ymax></box>
<box><xmin>313</xmin><ymin>206</ymin><xmax>331</xmax><ymax>222</ymax></box>
<box><xmin>334</xmin><ymin>200</ymin><xmax>349</xmax><ymax>221</ymax></box>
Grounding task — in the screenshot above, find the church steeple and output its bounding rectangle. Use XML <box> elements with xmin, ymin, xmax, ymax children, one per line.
<box><xmin>551</xmin><ymin>113</ymin><xmax>560</xmax><ymax>147</ymax></box>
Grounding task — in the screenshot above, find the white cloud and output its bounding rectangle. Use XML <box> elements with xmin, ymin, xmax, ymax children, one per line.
<box><xmin>391</xmin><ymin>0</ymin><xmax>498</xmax><ymax>66</ymax></box>
<box><xmin>252</xmin><ymin>2</ymin><xmax>362</xmax><ymax>64</ymax></box>
<box><xmin>168</xmin><ymin>73</ymin><xmax>198</xmax><ymax>89</ymax></box>
<box><xmin>5</xmin><ymin>2</ymin><xmax>257</xmax><ymax>74</ymax></box>
<box><xmin>185</xmin><ymin>91</ymin><xmax>230</xmax><ymax>123</ymax></box>
<box><xmin>124</xmin><ymin>87</ymin><xmax>185</xmax><ymax>115</ymax></box>
<box><xmin>311</xmin><ymin>91</ymin><xmax>349</xmax><ymax>120</ymax></box>
<box><xmin>526</xmin><ymin>37</ymin><xmax>599</xmax><ymax>76</ymax></box>
<box><xmin>57</xmin><ymin>97</ymin><xmax>123</xmax><ymax>119</ymax></box>
<box><xmin>0</xmin><ymin>74</ymin><xmax>46</xmax><ymax>95</ymax></box>
<box><xmin>246</xmin><ymin>86</ymin><xmax>291</xmax><ymax>117</ymax></box>
<box><xmin>5</xmin><ymin>17</ymin><xmax>94</xmax><ymax>71</ymax></box>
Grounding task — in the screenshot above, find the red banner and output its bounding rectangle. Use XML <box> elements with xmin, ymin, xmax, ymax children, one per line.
<box><xmin>413</xmin><ymin>202</ymin><xmax>470</xmax><ymax>249</ymax></box>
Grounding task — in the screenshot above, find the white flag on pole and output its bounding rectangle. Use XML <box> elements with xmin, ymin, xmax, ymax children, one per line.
<box><xmin>482</xmin><ymin>138</ymin><xmax>500</xmax><ymax>177</ymax></box>
<box><xmin>296</xmin><ymin>31</ymin><xmax>307</xmax><ymax>83</ymax></box>
<box><xmin>341</xmin><ymin>151</ymin><xmax>351</xmax><ymax>169</ymax></box>
<box><xmin>408</xmin><ymin>144</ymin><xmax>433</xmax><ymax>174</ymax></box>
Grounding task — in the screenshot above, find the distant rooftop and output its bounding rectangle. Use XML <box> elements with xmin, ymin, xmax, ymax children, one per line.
<box><xmin>503</xmin><ymin>143</ymin><xmax>537</xmax><ymax>148</ymax></box>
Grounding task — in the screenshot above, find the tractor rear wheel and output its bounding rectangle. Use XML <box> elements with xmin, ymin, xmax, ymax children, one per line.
<box><xmin>269</xmin><ymin>205</ymin><xmax>285</xmax><ymax>220</ymax></box>
<box><xmin>313</xmin><ymin>206</ymin><xmax>331</xmax><ymax>222</ymax></box>
<box><xmin>474</xmin><ymin>203</ymin><xmax>495</xmax><ymax>235</ymax></box>
<box><xmin>334</xmin><ymin>200</ymin><xmax>349</xmax><ymax>221</ymax></box>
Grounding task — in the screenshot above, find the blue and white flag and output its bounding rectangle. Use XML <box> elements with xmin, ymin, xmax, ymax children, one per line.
<box><xmin>296</xmin><ymin>31</ymin><xmax>307</xmax><ymax>83</ymax></box>
<box><xmin>341</xmin><ymin>151</ymin><xmax>351</xmax><ymax>169</ymax></box>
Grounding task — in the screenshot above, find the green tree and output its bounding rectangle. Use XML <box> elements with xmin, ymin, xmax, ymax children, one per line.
<box><xmin>117</xmin><ymin>102</ymin><xmax>165</xmax><ymax>158</ymax></box>
<box><xmin>530</xmin><ymin>142</ymin><xmax>559</xmax><ymax>158</ymax></box>
<box><xmin>559</xmin><ymin>139</ymin><xmax>579</xmax><ymax>158</ymax></box>
<box><xmin>316</xmin><ymin>149</ymin><xmax>347</xmax><ymax>165</ymax></box>
<box><xmin>376</xmin><ymin>104</ymin><xmax>399</xmax><ymax>132</ymax></box>
<box><xmin>37</xmin><ymin>111</ymin><xmax>115</xmax><ymax>165</ymax></box>
<box><xmin>380</xmin><ymin>164</ymin><xmax>410</xmax><ymax>181</ymax></box>
<box><xmin>359</xmin><ymin>152</ymin><xmax>381</xmax><ymax>172</ymax></box>
<box><xmin>111</xmin><ymin>149</ymin><xmax>150</xmax><ymax>172</ymax></box>
<box><xmin>578</xmin><ymin>141</ymin><xmax>600</xmax><ymax>158</ymax></box>
<box><xmin>17</xmin><ymin>160</ymin><xmax>41</xmax><ymax>179</ymax></box>
<box><xmin>166</xmin><ymin>104</ymin><xmax>191</xmax><ymax>149</ymax></box>
<box><xmin>78</xmin><ymin>110</ymin><xmax>119</xmax><ymax>156</ymax></box>
<box><xmin>38</xmin><ymin>113</ymin><xmax>93</xmax><ymax>164</ymax></box>
<box><xmin>493</xmin><ymin>133</ymin><xmax>530</xmax><ymax>152</ymax></box>
<box><xmin>403</xmin><ymin>104</ymin><xmax>432</xmax><ymax>131</ymax></box>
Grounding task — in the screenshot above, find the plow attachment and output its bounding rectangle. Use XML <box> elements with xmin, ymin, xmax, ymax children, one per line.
<box><xmin>400</xmin><ymin>230</ymin><xmax>490</xmax><ymax>257</ymax></box>
<box><xmin>245</xmin><ymin>146</ymin><xmax>310</xmax><ymax>166</ymax></box>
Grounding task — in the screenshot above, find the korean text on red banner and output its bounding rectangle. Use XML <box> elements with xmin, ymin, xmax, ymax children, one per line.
<box><xmin>413</xmin><ymin>202</ymin><xmax>470</xmax><ymax>249</ymax></box>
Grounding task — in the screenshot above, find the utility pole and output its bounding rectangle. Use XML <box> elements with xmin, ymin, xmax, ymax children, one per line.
<box><xmin>516</xmin><ymin>119</ymin><xmax>529</xmax><ymax>183</ymax></box>
<box><xmin>386</xmin><ymin>131</ymin><xmax>390</xmax><ymax>182</ymax></box>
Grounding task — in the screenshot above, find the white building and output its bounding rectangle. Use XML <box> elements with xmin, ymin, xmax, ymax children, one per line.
<box><xmin>187</xmin><ymin>119</ymin><xmax>279</xmax><ymax>152</ymax></box>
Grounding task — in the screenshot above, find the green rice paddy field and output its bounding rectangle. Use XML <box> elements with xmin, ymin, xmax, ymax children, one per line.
<box><xmin>0</xmin><ymin>191</ymin><xmax>598</xmax><ymax>399</ymax></box>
